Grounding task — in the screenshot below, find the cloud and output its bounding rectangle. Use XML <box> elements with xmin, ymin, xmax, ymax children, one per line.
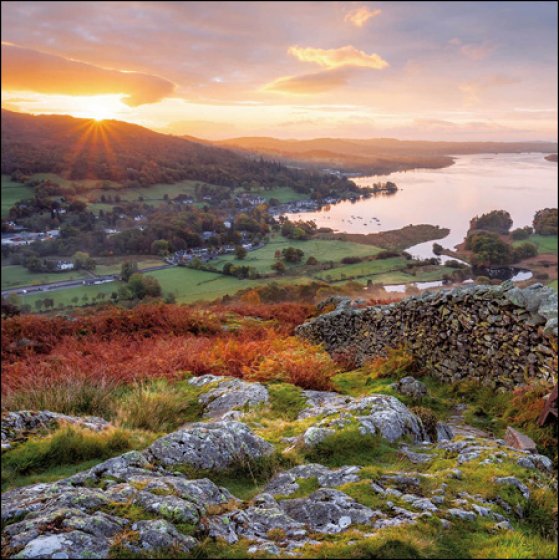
<box><xmin>288</xmin><ymin>45</ymin><xmax>388</xmax><ymax>70</ymax></box>
<box><xmin>344</xmin><ymin>6</ymin><xmax>381</xmax><ymax>27</ymax></box>
<box><xmin>448</xmin><ymin>38</ymin><xmax>496</xmax><ymax>61</ymax></box>
<box><xmin>460</xmin><ymin>74</ymin><xmax>520</xmax><ymax>105</ymax></box>
<box><xmin>262</xmin><ymin>69</ymin><xmax>350</xmax><ymax>95</ymax></box>
<box><xmin>1</xmin><ymin>44</ymin><xmax>175</xmax><ymax>106</ymax></box>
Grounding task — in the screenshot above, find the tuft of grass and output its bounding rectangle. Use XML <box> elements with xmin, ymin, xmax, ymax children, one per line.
<box><xmin>113</xmin><ymin>379</ymin><xmax>205</xmax><ymax>433</ymax></box>
<box><xmin>303</xmin><ymin>428</ymin><xmax>401</xmax><ymax>468</ymax></box>
<box><xmin>365</xmin><ymin>346</ymin><xmax>417</xmax><ymax>380</ymax></box>
<box><xmin>1</xmin><ymin>425</ymin><xmax>153</xmax><ymax>489</ymax></box>
<box><xmin>3</xmin><ymin>375</ymin><xmax>119</xmax><ymax>418</ymax></box>
<box><xmin>275</xmin><ymin>476</ymin><xmax>320</xmax><ymax>500</ymax></box>
<box><xmin>267</xmin><ymin>383</ymin><xmax>307</xmax><ymax>420</ymax></box>
<box><xmin>410</xmin><ymin>406</ymin><xmax>439</xmax><ymax>440</ymax></box>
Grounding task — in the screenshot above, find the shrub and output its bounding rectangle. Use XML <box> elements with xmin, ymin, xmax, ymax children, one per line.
<box><xmin>533</xmin><ymin>208</ymin><xmax>558</xmax><ymax>235</ymax></box>
<box><xmin>469</xmin><ymin>210</ymin><xmax>513</xmax><ymax>234</ymax></box>
<box><xmin>512</xmin><ymin>242</ymin><xmax>538</xmax><ymax>262</ymax></box>
<box><xmin>511</xmin><ymin>227</ymin><xmax>532</xmax><ymax>240</ymax></box>
<box><xmin>341</xmin><ymin>256</ymin><xmax>363</xmax><ymax>264</ymax></box>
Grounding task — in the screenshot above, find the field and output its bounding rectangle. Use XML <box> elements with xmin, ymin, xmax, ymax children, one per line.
<box><xmin>1</xmin><ymin>265</ymin><xmax>87</xmax><ymax>290</ymax></box>
<box><xmin>17</xmin><ymin>280</ymin><xmax>124</xmax><ymax>309</ymax></box>
<box><xmin>212</xmin><ymin>236</ymin><xmax>383</xmax><ymax>274</ymax></box>
<box><xmin>513</xmin><ymin>234</ymin><xmax>558</xmax><ymax>255</ymax></box>
<box><xmin>313</xmin><ymin>257</ymin><xmax>407</xmax><ymax>282</ymax></box>
<box><xmin>94</xmin><ymin>257</ymin><xmax>166</xmax><ymax>276</ymax></box>
<box><xmin>148</xmin><ymin>266</ymin><xmax>314</xmax><ymax>303</ymax></box>
<box><xmin>1</xmin><ymin>175</ymin><xmax>34</xmax><ymax>217</ymax></box>
<box><xmin>255</xmin><ymin>186</ymin><xmax>307</xmax><ymax>203</ymax></box>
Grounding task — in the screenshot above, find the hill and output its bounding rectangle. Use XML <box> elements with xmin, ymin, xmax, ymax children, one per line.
<box><xmin>215</xmin><ymin>136</ymin><xmax>558</xmax><ymax>174</ymax></box>
<box><xmin>0</xmin><ymin>110</ymin><xmax>355</xmax><ymax>193</ymax></box>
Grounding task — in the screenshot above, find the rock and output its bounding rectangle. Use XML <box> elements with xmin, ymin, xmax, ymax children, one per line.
<box><xmin>198</xmin><ymin>378</ymin><xmax>269</xmax><ymax>418</ymax></box>
<box><xmin>504</xmin><ymin>427</ymin><xmax>537</xmax><ymax>452</ymax></box>
<box><xmin>127</xmin><ymin>520</ymin><xmax>197</xmax><ymax>554</ymax></box>
<box><xmin>494</xmin><ymin>520</ymin><xmax>513</xmax><ymax>531</ymax></box>
<box><xmin>495</xmin><ymin>477</ymin><xmax>530</xmax><ymax>500</ymax></box>
<box><xmin>436</xmin><ymin>423</ymin><xmax>454</xmax><ymax>442</ymax></box>
<box><xmin>399</xmin><ymin>448</ymin><xmax>433</xmax><ymax>464</ymax></box>
<box><xmin>303</xmin><ymin>427</ymin><xmax>335</xmax><ymax>447</ymax></box>
<box><xmin>447</xmin><ymin>509</ymin><xmax>476</xmax><ymax>521</ymax></box>
<box><xmin>146</xmin><ymin>421</ymin><xmax>274</xmax><ymax>470</ymax></box>
<box><xmin>265</xmin><ymin>465</ymin><xmax>360</xmax><ymax>497</ymax></box>
<box><xmin>279</xmin><ymin>489</ymin><xmax>380</xmax><ymax>533</ymax></box>
<box><xmin>13</xmin><ymin>531</ymin><xmax>111</xmax><ymax>559</ymax></box>
<box><xmin>394</xmin><ymin>377</ymin><xmax>427</xmax><ymax>399</ymax></box>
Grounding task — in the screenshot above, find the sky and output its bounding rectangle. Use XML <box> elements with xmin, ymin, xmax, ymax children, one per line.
<box><xmin>1</xmin><ymin>1</ymin><xmax>557</xmax><ymax>141</ymax></box>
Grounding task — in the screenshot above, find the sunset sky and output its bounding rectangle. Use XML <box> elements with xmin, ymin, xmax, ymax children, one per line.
<box><xmin>1</xmin><ymin>1</ymin><xmax>557</xmax><ymax>141</ymax></box>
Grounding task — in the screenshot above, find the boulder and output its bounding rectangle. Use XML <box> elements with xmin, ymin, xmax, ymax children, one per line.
<box><xmin>504</xmin><ymin>427</ymin><xmax>537</xmax><ymax>452</ymax></box>
<box><xmin>394</xmin><ymin>377</ymin><xmax>428</xmax><ymax>399</ymax></box>
<box><xmin>146</xmin><ymin>421</ymin><xmax>274</xmax><ymax>471</ymax></box>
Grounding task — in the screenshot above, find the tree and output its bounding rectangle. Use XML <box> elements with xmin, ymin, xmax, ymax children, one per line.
<box><xmin>43</xmin><ymin>297</ymin><xmax>54</xmax><ymax>310</ymax></box>
<box><xmin>306</xmin><ymin>256</ymin><xmax>318</xmax><ymax>265</ymax></box>
<box><xmin>469</xmin><ymin>210</ymin><xmax>513</xmax><ymax>234</ymax></box>
<box><xmin>71</xmin><ymin>296</ymin><xmax>79</xmax><ymax>305</ymax></box>
<box><xmin>432</xmin><ymin>243</ymin><xmax>443</xmax><ymax>256</ymax></box>
<box><xmin>235</xmin><ymin>245</ymin><xmax>247</xmax><ymax>260</ymax></box>
<box><xmin>151</xmin><ymin>239</ymin><xmax>170</xmax><ymax>256</ymax></box>
<box><xmin>34</xmin><ymin>299</ymin><xmax>44</xmax><ymax>312</ymax></box>
<box><xmin>121</xmin><ymin>261</ymin><xmax>138</xmax><ymax>282</ymax></box>
<box><xmin>128</xmin><ymin>273</ymin><xmax>162</xmax><ymax>299</ymax></box>
<box><xmin>466</xmin><ymin>232</ymin><xmax>513</xmax><ymax>267</ymax></box>
<box><xmin>533</xmin><ymin>208</ymin><xmax>558</xmax><ymax>235</ymax></box>
<box><xmin>282</xmin><ymin>247</ymin><xmax>304</xmax><ymax>263</ymax></box>
<box><xmin>512</xmin><ymin>242</ymin><xmax>538</xmax><ymax>262</ymax></box>
<box><xmin>271</xmin><ymin>261</ymin><xmax>286</xmax><ymax>274</ymax></box>
<box><xmin>511</xmin><ymin>227</ymin><xmax>533</xmax><ymax>240</ymax></box>
<box><xmin>72</xmin><ymin>251</ymin><xmax>96</xmax><ymax>271</ymax></box>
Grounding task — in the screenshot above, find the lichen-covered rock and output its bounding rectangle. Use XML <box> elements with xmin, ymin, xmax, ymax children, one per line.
<box><xmin>12</xmin><ymin>531</ymin><xmax>112</xmax><ymax>559</ymax></box>
<box><xmin>197</xmin><ymin>377</ymin><xmax>269</xmax><ymax>418</ymax></box>
<box><xmin>265</xmin><ymin>464</ymin><xmax>361</xmax><ymax>496</ymax></box>
<box><xmin>279</xmin><ymin>489</ymin><xmax>381</xmax><ymax>533</ymax></box>
<box><xmin>146</xmin><ymin>421</ymin><xmax>274</xmax><ymax>470</ymax></box>
<box><xmin>394</xmin><ymin>377</ymin><xmax>428</xmax><ymax>399</ymax></box>
<box><xmin>126</xmin><ymin>520</ymin><xmax>197</xmax><ymax>554</ymax></box>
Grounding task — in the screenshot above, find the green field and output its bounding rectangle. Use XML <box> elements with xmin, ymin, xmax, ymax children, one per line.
<box><xmin>313</xmin><ymin>257</ymin><xmax>407</xmax><ymax>282</ymax></box>
<box><xmin>513</xmin><ymin>234</ymin><xmax>558</xmax><ymax>255</ymax></box>
<box><xmin>255</xmin><ymin>186</ymin><xmax>307</xmax><ymax>203</ymax></box>
<box><xmin>212</xmin><ymin>236</ymin><xmax>383</xmax><ymax>274</ymax></box>
<box><xmin>1</xmin><ymin>175</ymin><xmax>34</xmax><ymax>217</ymax></box>
<box><xmin>18</xmin><ymin>280</ymin><xmax>124</xmax><ymax>309</ymax></box>
<box><xmin>94</xmin><ymin>258</ymin><xmax>165</xmax><ymax>276</ymax></box>
<box><xmin>1</xmin><ymin>265</ymin><xmax>87</xmax><ymax>290</ymax></box>
<box><xmin>549</xmin><ymin>279</ymin><xmax>558</xmax><ymax>291</ymax></box>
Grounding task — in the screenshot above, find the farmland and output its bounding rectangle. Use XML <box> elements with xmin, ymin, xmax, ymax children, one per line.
<box><xmin>1</xmin><ymin>175</ymin><xmax>34</xmax><ymax>217</ymax></box>
<box><xmin>1</xmin><ymin>265</ymin><xmax>87</xmax><ymax>290</ymax></box>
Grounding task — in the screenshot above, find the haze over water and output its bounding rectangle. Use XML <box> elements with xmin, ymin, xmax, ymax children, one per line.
<box><xmin>286</xmin><ymin>152</ymin><xmax>558</xmax><ymax>258</ymax></box>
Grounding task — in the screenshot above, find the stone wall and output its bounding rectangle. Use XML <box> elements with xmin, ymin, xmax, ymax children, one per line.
<box><xmin>297</xmin><ymin>282</ymin><xmax>558</xmax><ymax>389</ymax></box>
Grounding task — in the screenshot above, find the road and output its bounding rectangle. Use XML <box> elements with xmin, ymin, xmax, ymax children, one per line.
<box><xmin>1</xmin><ymin>264</ymin><xmax>176</xmax><ymax>297</ymax></box>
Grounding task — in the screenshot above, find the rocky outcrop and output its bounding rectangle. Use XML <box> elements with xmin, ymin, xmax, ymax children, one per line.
<box><xmin>297</xmin><ymin>282</ymin><xmax>558</xmax><ymax>389</ymax></box>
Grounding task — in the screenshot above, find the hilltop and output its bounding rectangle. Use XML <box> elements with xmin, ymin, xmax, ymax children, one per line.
<box><xmin>0</xmin><ymin>110</ymin><xmax>354</xmax><ymax>193</ymax></box>
<box><xmin>214</xmin><ymin>137</ymin><xmax>558</xmax><ymax>174</ymax></box>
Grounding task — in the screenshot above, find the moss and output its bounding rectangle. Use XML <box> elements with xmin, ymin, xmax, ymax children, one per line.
<box><xmin>101</xmin><ymin>501</ymin><xmax>159</xmax><ymax>523</ymax></box>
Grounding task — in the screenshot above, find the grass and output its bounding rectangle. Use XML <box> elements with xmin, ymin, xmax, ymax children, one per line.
<box><xmin>512</xmin><ymin>234</ymin><xmax>557</xmax><ymax>255</ymax></box>
<box><xmin>1</xmin><ymin>175</ymin><xmax>34</xmax><ymax>218</ymax></box>
<box><xmin>267</xmin><ymin>383</ymin><xmax>307</xmax><ymax>420</ymax></box>
<box><xmin>1</xmin><ymin>175</ymin><xmax>34</xmax><ymax>217</ymax></box>
<box><xmin>549</xmin><ymin>279</ymin><xmax>558</xmax><ymax>291</ymax></box>
<box><xmin>313</xmin><ymin>257</ymin><xmax>408</xmax><ymax>282</ymax></box>
<box><xmin>256</xmin><ymin>186</ymin><xmax>308</xmax><ymax>203</ymax></box>
<box><xmin>212</xmin><ymin>236</ymin><xmax>383</xmax><ymax>275</ymax></box>
<box><xmin>94</xmin><ymin>258</ymin><xmax>166</xmax><ymax>276</ymax></box>
<box><xmin>114</xmin><ymin>379</ymin><xmax>206</xmax><ymax>433</ymax></box>
<box><xmin>1</xmin><ymin>265</ymin><xmax>87</xmax><ymax>290</ymax></box>
<box><xmin>1</xmin><ymin>425</ymin><xmax>153</xmax><ymax>490</ymax></box>
<box><xmin>20</xmin><ymin>280</ymin><xmax>125</xmax><ymax>309</ymax></box>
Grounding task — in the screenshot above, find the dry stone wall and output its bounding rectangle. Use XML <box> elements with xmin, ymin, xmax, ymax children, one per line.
<box><xmin>297</xmin><ymin>282</ymin><xmax>558</xmax><ymax>389</ymax></box>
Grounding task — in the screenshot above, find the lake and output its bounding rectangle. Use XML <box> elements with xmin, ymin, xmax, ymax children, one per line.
<box><xmin>285</xmin><ymin>152</ymin><xmax>558</xmax><ymax>259</ymax></box>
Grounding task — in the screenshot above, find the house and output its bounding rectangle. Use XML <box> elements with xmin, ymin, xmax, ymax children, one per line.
<box><xmin>201</xmin><ymin>231</ymin><xmax>216</xmax><ymax>241</ymax></box>
<box><xmin>56</xmin><ymin>261</ymin><xmax>74</xmax><ymax>271</ymax></box>
<box><xmin>223</xmin><ymin>220</ymin><xmax>232</xmax><ymax>229</ymax></box>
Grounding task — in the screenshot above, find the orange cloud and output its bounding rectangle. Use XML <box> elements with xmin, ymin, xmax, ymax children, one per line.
<box><xmin>262</xmin><ymin>70</ymin><xmax>350</xmax><ymax>95</ymax></box>
<box><xmin>288</xmin><ymin>45</ymin><xmax>388</xmax><ymax>70</ymax></box>
<box><xmin>1</xmin><ymin>45</ymin><xmax>175</xmax><ymax>106</ymax></box>
<box><xmin>344</xmin><ymin>6</ymin><xmax>381</xmax><ymax>27</ymax></box>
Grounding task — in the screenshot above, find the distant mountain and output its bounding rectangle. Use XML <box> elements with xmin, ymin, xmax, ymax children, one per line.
<box><xmin>215</xmin><ymin>136</ymin><xmax>558</xmax><ymax>174</ymax></box>
<box><xmin>0</xmin><ymin>110</ymin><xmax>354</xmax><ymax>193</ymax></box>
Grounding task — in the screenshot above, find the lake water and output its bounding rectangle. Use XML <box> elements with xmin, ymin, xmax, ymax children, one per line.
<box><xmin>285</xmin><ymin>152</ymin><xmax>558</xmax><ymax>260</ymax></box>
